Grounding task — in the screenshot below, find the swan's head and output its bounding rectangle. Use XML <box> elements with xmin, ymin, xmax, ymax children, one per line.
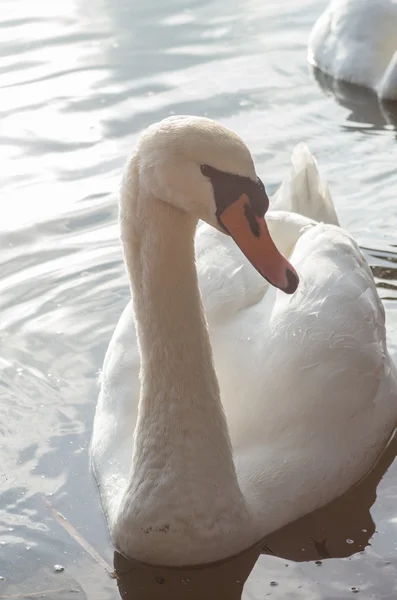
<box><xmin>132</xmin><ymin>115</ymin><xmax>299</xmax><ymax>294</ymax></box>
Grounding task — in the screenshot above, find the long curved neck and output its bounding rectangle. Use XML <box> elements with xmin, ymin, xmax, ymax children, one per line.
<box><xmin>119</xmin><ymin>183</ymin><xmax>248</xmax><ymax>534</ymax></box>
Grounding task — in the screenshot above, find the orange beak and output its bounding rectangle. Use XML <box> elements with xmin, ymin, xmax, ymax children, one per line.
<box><xmin>218</xmin><ymin>193</ymin><xmax>299</xmax><ymax>294</ymax></box>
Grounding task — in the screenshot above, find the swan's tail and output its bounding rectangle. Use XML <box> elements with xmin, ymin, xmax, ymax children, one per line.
<box><xmin>271</xmin><ymin>143</ymin><xmax>339</xmax><ymax>226</ymax></box>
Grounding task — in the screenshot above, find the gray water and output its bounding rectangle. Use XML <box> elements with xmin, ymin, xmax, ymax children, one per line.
<box><xmin>1</xmin><ymin>0</ymin><xmax>397</xmax><ymax>598</ymax></box>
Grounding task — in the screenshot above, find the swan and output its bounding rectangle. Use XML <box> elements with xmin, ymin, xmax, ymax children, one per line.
<box><xmin>308</xmin><ymin>0</ymin><xmax>397</xmax><ymax>101</ymax></box>
<box><xmin>90</xmin><ymin>115</ymin><xmax>397</xmax><ymax>566</ymax></box>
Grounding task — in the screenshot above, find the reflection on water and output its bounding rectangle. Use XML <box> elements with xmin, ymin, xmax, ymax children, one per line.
<box><xmin>114</xmin><ymin>544</ymin><xmax>260</xmax><ymax>600</ymax></box>
<box><xmin>311</xmin><ymin>66</ymin><xmax>397</xmax><ymax>134</ymax></box>
<box><xmin>1</xmin><ymin>0</ymin><xmax>397</xmax><ymax>598</ymax></box>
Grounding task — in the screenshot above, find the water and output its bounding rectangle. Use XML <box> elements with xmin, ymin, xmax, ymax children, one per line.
<box><xmin>1</xmin><ymin>0</ymin><xmax>397</xmax><ymax>597</ymax></box>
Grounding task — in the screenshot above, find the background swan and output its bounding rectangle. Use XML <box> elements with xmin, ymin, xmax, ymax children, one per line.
<box><xmin>308</xmin><ymin>0</ymin><xmax>397</xmax><ymax>100</ymax></box>
<box><xmin>91</xmin><ymin>115</ymin><xmax>397</xmax><ymax>566</ymax></box>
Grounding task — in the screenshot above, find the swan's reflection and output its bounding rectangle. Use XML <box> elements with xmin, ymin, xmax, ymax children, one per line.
<box><xmin>114</xmin><ymin>431</ymin><xmax>397</xmax><ymax>598</ymax></box>
<box><xmin>311</xmin><ymin>66</ymin><xmax>397</xmax><ymax>133</ymax></box>
<box><xmin>115</xmin><ymin>542</ymin><xmax>261</xmax><ymax>600</ymax></box>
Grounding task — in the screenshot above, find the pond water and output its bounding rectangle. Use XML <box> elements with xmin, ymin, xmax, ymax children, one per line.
<box><xmin>1</xmin><ymin>0</ymin><xmax>397</xmax><ymax>598</ymax></box>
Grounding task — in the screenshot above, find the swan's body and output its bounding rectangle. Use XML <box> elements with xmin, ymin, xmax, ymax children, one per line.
<box><xmin>308</xmin><ymin>0</ymin><xmax>397</xmax><ymax>100</ymax></box>
<box><xmin>91</xmin><ymin>116</ymin><xmax>397</xmax><ymax>566</ymax></box>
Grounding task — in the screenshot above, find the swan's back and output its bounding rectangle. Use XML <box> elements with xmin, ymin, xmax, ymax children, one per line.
<box><xmin>308</xmin><ymin>0</ymin><xmax>397</xmax><ymax>100</ymax></box>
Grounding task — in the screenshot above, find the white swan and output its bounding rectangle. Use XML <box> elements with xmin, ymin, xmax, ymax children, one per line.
<box><xmin>91</xmin><ymin>115</ymin><xmax>397</xmax><ymax>566</ymax></box>
<box><xmin>308</xmin><ymin>0</ymin><xmax>397</xmax><ymax>100</ymax></box>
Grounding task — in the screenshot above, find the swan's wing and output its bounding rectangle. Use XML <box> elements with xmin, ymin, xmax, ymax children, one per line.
<box><xmin>212</xmin><ymin>222</ymin><xmax>397</xmax><ymax>527</ymax></box>
<box><xmin>91</xmin><ymin>301</ymin><xmax>140</xmax><ymax>525</ymax></box>
<box><xmin>271</xmin><ymin>144</ymin><xmax>339</xmax><ymax>226</ymax></box>
<box><xmin>264</xmin><ymin>222</ymin><xmax>390</xmax><ymax>435</ymax></box>
<box><xmin>220</xmin><ymin>221</ymin><xmax>395</xmax><ymax>444</ymax></box>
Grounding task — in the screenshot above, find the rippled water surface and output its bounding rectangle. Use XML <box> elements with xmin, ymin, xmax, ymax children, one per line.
<box><xmin>1</xmin><ymin>0</ymin><xmax>397</xmax><ymax>598</ymax></box>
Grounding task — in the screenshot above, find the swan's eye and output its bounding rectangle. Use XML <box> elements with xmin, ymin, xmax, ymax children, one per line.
<box><xmin>200</xmin><ymin>164</ymin><xmax>213</xmax><ymax>177</ymax></box>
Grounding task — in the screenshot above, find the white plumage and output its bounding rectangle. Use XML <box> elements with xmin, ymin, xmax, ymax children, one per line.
<box><xmin>308</xmin><ymin>0</ymin><xmax>397</xmax><ymax>100</ymax></box>
<box><xmin>91</xmin><ymin>116</ymin><xmax>397</xmax><ymax>566</ymax></box>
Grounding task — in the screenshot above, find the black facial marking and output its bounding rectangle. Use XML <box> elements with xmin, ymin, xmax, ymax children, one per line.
<box><xmin>251</xmin><ymin>176</ymin><xmax>269</xmax><ymax>216</ymax></box>
<box><xmin>244</xmin><ymin>202</ymin><xmax>261</xmax><ymax>238</ymax></box>
<box><xmin>257</xmin><ymin>177</ymin><xmax>265</xmax><ymax>192</ymax></box>
<box><xmin>284</xmin><ymin>268</ymin><xmax>299</xmax><ymax>294</ymax></box>
<box><xmin>201</xmin><ymin>164</ymin><xmax>270</xmax><ymax>218</ymax></box>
